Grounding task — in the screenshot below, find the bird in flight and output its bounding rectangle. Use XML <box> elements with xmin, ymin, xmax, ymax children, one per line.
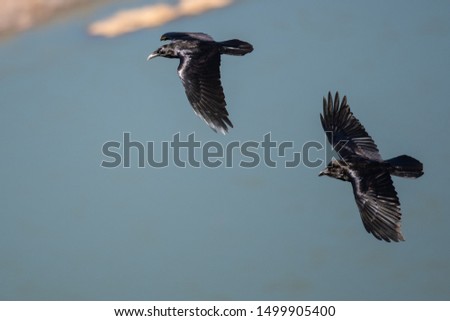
<box><xmin>319</xmin><ymin>92</ymin><xmax>423</xmax><ymax>242</ymax></box>
<box><xmin>147</xmin><ymin>32</ymin><xmax>253</xmax><ymax>134</ymax></box>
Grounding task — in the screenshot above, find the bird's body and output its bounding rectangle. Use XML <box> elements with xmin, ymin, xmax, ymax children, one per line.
<box><xmin>319</xmin><ymin>92</ymin><xmax>423</xmax><ymax>242</ymax></box>
<box><xmin>147</xmin><ymin>32</ymin><xmax>253</xmax><ymax>134</ymax></box>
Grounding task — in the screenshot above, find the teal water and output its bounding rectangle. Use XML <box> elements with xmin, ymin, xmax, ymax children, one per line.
<box><xmin>1</xmin><ymin>0</ymin><xmax>450</xmax><ymax>300</ymax></box>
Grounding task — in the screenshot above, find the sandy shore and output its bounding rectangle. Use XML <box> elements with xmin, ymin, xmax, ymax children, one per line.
<box><xmin>0</xmin><ymin>0</ymin><xmax>102</xmax><ymax>37</ymax></box>
<box><xmin>88</xmin><ymin>0</ymin><xmax>233</xmax><ymax>37</ymax></box>
<box><xmin>0</xmin><ymin>0</ymin><xmax>234</xmax><ymax>39</ymax></box>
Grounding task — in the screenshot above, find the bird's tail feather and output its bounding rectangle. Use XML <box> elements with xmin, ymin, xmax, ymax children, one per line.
<box><xmin>219</xmin><ymin>40</ymin><xmax>253</xmax><ymax>56</ymax></box>
<box><xmin>385</xmin><ymin>155</ymin><xmax>423</xmax><ymax>178</ymax></box>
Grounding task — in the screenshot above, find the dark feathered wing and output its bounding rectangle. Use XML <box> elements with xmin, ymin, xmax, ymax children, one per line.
<box><xmin>349</xmin><ymin>168</ymin><xmax>404</xmax><ymax>242</ymax></box>
<box><xmin>321</xmin><ymin>92</ymin><xmax>382</xmax><ymax>162</ymax></box>
<box><xmin>177</xmin><ymin>46</ymin><xmax>232</xmax><ymax>134</ymax></box>
<box><xmin>161</xmin><ymin>32</ymin><xmax>214</xmax><ymax>42</ymax></box>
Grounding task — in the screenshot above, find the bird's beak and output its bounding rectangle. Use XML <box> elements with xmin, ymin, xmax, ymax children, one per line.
<box><xmin>318</xmin><ymin>169</ymin><xmax>326</xmax><ymax>177</ymax></box>
<box><xmin>147</xmin><ymin>51</ymin><xmax>159</xmax><ymax>61</ymax></box>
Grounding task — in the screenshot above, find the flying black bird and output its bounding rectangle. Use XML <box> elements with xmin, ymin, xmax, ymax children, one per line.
<box><xmin>147</xmin><ymin>32</ymin><xmax>253</xmax><ymax>134</ymax></box>
<box><xmin>319</xmin><ymin>92</ymin><xmax>423</xmax><ymax>242</ymax></box>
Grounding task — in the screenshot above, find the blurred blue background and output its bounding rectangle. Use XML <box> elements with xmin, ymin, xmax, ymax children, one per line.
<box><xmin>1</xmin><ymin>0</ymin><xmax>449</xmax><ymax>300</ymax></box>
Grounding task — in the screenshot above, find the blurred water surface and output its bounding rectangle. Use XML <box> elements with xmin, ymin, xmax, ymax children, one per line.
<box><xmin>0</xmin><ymin>0</ymin><xmax>449</xmax><ymax>300</ymax></box>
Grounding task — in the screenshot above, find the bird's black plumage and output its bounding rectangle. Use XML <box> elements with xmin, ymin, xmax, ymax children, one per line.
<box><xmin>147</xmin><ymin>32</ymin><xmax>253</xmax><ymax>134</ymax></box>
<box><xmin>319</xmin><ymin>92</ymin><xmax>423</xmax><ymax>242</ymax></box>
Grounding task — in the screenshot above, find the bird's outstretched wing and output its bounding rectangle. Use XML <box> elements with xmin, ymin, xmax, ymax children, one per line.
<box><xmin>321</xmin><ymin>91</ymin><xmax>382</xmax><ymax>161</ymax></box>
<box><xmin>177</xmin><ymin>45</ymin><xmax>232</xmax><ymax>134</ymax></box>
<box><xmin>349</xmin><ymin>168</ymin><xmax>403</xmax><ymax>242</ymax></box>
<box><xmin>161</xmin><ymin>32</ymin><xmax>214</xmax><ymax>42</ymax></box>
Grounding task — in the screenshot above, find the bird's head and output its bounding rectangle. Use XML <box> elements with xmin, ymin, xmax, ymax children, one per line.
<box><xmin>319</xmin><ymin>160</ymin><xmax>349</xmax><ymax>181</ymax></box>
<box><xmin>147</xmin><ymin>44</ymin><xmax>178</xmax><ymax>60</ymax></box>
